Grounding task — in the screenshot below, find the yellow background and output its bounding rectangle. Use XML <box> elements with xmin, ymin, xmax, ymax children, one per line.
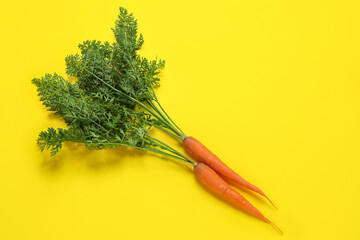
<box><xmin>1</xmin><ymin>0</ymin><xmax>360</xmax><ymax>239</ymax></box>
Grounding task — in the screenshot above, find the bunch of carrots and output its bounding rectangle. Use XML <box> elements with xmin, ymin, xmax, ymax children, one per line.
<box><xmin>32</xmin><ymin>7</ymin><xmax>281</xmax><ymax>233</ymax></box>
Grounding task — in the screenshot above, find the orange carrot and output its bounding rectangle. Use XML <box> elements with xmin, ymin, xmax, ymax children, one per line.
<box><xmin>194</xmin><ymin>163</ymin><xmax>281</xmax><ymax>233</ymax></box>
<box><xmin>184</xmin><ymin>136</ymin><xmax>276</xmax><ymax>208</ymax></box>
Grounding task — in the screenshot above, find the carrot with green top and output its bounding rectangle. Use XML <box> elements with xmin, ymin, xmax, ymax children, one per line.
<box><xmin>33</xmin><ymin>6</ymin><xmax>281</xmax><ymax>233</ymax></box>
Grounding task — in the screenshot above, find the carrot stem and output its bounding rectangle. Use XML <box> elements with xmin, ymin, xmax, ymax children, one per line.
<box><xmin>149</xmin><ymin>86</ymin><xmax>186</xmax><ymax>136</ymax></box>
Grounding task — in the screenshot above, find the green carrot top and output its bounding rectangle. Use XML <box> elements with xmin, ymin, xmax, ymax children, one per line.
<box><xmin>32</xmin><ymin>7</ymin><xmax>193</xmax><ymax>166</ymax></box>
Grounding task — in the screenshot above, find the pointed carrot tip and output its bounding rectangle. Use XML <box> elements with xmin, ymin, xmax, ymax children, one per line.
<box><xmin>262</xmin><ymin>194</ymin><xmax>277</xmax><ymax>210</ymax></box>
<box><xmin>268</xmin><ymin>220</ymin><xmax>283</xmax><ymax>234</ymax></box>
<box><xmin>266</xmin><ymin>197</ymin><xmax>278</xmax><ymax>210</ymax></box>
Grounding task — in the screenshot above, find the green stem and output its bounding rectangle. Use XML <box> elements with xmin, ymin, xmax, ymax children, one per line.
<box><xmin>150</xmin><ymin>86</ymin><xmax>185</xmax><ymax>136</ymax></box>
<box><xmin>86</xmin><ymin>141</ymin><xmax>195</xmax><ymax>166</ymax></box>
<box><xmin>146</xmin><ymin>100</ymin><xmax>185</xmax><ymax>140</ymax></box>
<box><xmin>134</xmin><ymin>114</ymin><xmax>182</xmax><ymax>140</ymax></box>
<box><xmin>141</xmin><ymin>146</ymin><xmax>194</xmax><ymax>166</ymax></box>
<box><xmin>146</xmin><ymin>134</ymin><xmax>192</xmax><ymax>163</ymax></box>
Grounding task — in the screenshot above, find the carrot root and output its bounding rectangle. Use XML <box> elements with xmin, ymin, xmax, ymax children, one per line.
<box><xmin>184</xmin><ymin>136</ymin><xmax>276</xmax><ymax>209</ymax></box>
<box><xmin>194</xmin><ymin>163</ymin><xmax>280</xmax><ymax>232</ymax></box>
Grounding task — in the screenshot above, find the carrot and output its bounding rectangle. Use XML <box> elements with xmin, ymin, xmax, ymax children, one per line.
<box><xmin>194</xmin><ymin>163</ymin><xmax>282</xmax><ymax>233</ymax></box>
<box><xmin>184</xmin><ymin>136</ymin><xmax>276</xmax><ymax>208</ymax></box>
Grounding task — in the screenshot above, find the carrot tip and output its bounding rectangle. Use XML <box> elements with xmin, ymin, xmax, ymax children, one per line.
<box><xmin>268</xmin><ymin>220</ymin><xmax>283</xmax><ymax>234</ymax></box>
<box><xmin>265</xmin><ymin>196</ymin><xmax>277</xmax><ymax>210</ymax></box>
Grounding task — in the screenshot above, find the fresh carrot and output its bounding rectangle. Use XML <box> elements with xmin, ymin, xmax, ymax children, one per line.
<box><xmin>194</xmin><ymin>163</ymin><xmax>282</xmax><ymax>233</ymax></box>
<box><xmin>184</xmin><ymin>136</ymin><xmax>276</xmax><ymax>208</ymax></box>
